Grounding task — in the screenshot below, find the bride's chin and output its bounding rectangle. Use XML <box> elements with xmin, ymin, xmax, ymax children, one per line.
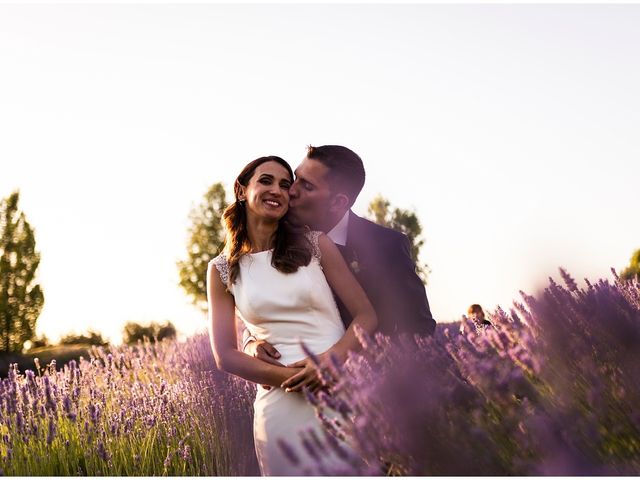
<box><xmin>264</xmin><ymin>210</ymin><xmax>288</xmax><ymax>222</ymax></box>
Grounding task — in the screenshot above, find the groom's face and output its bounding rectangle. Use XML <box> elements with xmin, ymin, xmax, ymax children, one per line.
<box><xmin>288</xmin><ymin>158</ymin><xmax>333</xmax><ymax>231</ymax></box>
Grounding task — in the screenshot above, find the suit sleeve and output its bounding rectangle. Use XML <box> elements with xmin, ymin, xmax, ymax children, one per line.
<box><xmin>374</xmin><ymin>233</ymin><xmax>436</xmax><ymax>336</ymax></box>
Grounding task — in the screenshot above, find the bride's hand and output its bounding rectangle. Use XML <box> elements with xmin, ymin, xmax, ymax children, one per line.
<box><xmin>280</xmin><ymin>356</ymin><xmax>326</xmax><ymax>393</ymax></box>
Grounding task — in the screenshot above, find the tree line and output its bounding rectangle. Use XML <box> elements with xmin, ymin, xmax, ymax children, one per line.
<box><xmin>4</xmin><ymin>184</ymin><xmax>638</xmax><ymax>353</ymax></box>
<box><xmin>0</xmin><ymin>191</ymin><xmax>178</xmax><ymax>352</ymax></box>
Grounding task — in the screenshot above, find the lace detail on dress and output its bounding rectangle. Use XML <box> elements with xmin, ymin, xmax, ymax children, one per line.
<box><xmin>305</xmin><ymin>230</ymin><xmax>322</xmax><ymax>261</ymax></box>
<box><xmin>211</xmin><ymin>254</ymin><xmax>230</xmax><ymax>284</ymax></box>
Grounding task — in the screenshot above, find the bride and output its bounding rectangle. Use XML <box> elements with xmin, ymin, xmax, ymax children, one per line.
<box><xmin>207</xmin><ymin>155</ymin><xmax>377</xmax><ymax>475</ymax></box>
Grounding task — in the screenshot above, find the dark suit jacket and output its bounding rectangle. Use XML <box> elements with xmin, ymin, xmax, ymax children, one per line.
<box><xmin>332</xmin><ymin>211</ymin><xmax>436</xmax><ymax>336</ymax></box>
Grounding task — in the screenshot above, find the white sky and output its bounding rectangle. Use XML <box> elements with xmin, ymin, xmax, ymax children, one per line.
<box><xmin>1</xmin><ymin>4</ymin><xmax>639</xmax><ymax>344</ymax></box>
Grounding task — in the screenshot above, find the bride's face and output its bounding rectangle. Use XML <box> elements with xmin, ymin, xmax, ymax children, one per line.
<box><xmin>241</xmin><ymin>161</ymin><xmax>292</xmax><ymax>221</ymax></box>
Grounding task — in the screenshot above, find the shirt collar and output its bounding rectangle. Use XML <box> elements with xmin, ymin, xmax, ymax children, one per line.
<box><xmin>326</xmin><ymin>211</ymin><xmax>350</xmax><ymax>246</ymax></box>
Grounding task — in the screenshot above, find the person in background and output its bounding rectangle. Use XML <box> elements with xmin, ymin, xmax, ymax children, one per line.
<box><xmin>464</xmin><ymin>304</ymin><xmax>492</xmax><ymax>333</ymax></box>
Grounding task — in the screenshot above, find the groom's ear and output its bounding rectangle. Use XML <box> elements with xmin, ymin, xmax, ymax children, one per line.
<box><xmin>329</xmin><ymin>193</ymin><xmax>350</xmax><ymax>213</ymax></box>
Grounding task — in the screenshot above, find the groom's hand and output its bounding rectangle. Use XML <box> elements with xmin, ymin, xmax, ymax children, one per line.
<box><xmin>244</xmin><ymin>339</ymin><xmax>283</xmax><ymax>391</ymax></box>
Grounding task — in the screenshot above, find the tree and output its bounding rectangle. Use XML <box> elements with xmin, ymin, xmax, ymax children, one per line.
<box><xmin>367</xmin><ymin>194</ymin><xmax>431</xmax><ymax>284</ymax></box>
<box><xmin>28</xmin><ymin>333</ymin><xmax>50</xmax><ymax>349</ymax></box>
<box><xmin>60</xmin><ymin>329</ymin><xmax>109</xmax><ymax>346</ymax></box>
<box><xmin>177</xmin><ymin>183</ymin><xmax>228</xmax><ymax>312</ymax></box>
<box><xmin>122</xmin><ymin>320</ymin><xmax>177</xmax><ymax>345</ymax></box>
<box><xmin>0</xmin><ymin>191</ymin><xmax>44</xmax><ymax>353</ymax></box>
<box><xmin>621</xmin><ymin>249</ymin><xmax>640</xmax><ymax>281</ymax></box>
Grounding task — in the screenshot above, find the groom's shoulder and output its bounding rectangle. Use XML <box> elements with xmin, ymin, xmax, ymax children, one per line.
<box><xmin>350</xmin><ymin>213</ymin><xmax>408</xmax><ymax>246</ymax></box>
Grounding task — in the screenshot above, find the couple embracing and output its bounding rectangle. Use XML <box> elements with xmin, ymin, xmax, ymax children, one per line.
<box><xmin>207</xmin><ymin>145</ymin><xmax>435</xmax><ymax>475</ymax></box>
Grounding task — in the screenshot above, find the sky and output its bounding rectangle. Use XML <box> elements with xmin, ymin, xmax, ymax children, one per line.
<box><xmin>1</xmin><ymin>3</ymin><xmax>639</xmax><ymax>344</ymax></box>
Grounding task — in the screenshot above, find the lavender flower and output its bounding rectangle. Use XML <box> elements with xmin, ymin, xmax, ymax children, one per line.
<box><xmin>299</xmin><ymin>341</ymin><xmax>320</xmax><ymax>365</ymax></box>
<box><xmin>46</xmin><ymin>418</ymin><xmax>56</xmax><ymax>445</ymax></box>
<box><xmin>62</xmin><ymin>394</ymin><xmax>75</xmax><ymax>421</ymax></box>
<box><xmin>301</xmin><ymin>436</ymin><xmax>320</xmax><ymax>462</ymax></box>
<box><xmin>277</xmin><ymin>438</ymin><xmax>300</xmax><ymax>466</ymax></box>
<box><xmin>97</xmin><ymin>441</ymin><xmax>109</xmax><ymax>461</ymax></box>
<box><xmin>163</xmin><ymin>448</ymin><xmax>173</xmax><ymax>469</ymax></box>
<box><xmin>179</xmin><ymin>444</ymin><xmax>192</xmax><ymax>462</ymax></box>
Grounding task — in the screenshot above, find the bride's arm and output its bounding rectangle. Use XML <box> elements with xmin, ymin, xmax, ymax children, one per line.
<box><xmin>207</xmin><ymin>262</ymin><xmax>301</xmax><ymax>387</ymax></box>
<box><xmin>316</xmin><ymin>234</ymin><xmax>378</xmax><ymax>360</ymax></box>
<box><xmin>282</xmin><ymin>234</ymin><xmax>377</xmax><ymax>392</ymax></box>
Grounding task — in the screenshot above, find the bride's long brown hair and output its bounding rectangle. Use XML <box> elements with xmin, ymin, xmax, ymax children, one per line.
<box><xmin>222</xmin><ymin>156</ymin><xmax>312</xmax><ymax>286</ymax></box>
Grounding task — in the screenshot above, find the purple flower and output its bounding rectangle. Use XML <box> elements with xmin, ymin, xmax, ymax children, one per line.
<box><xmin>16</xmin><ymin>410</ymin><xmax>24</xmax><ymax>432</ymax></box>
<box><xmin>62</xmin><ymin>395</ymin><xmax>75</xmax><ymax>421</ymax></box>
<box><xmin>43</xmin><ymin>375</ymin><xmax>57</xmax><ymax>413</ymax></box>
<box><xmin>163</xmin><ymin>448</ymin><xmax>173</xmax><ymax>469</ymax></box>
<box><xmin>302</xmin><ymin>436</ymin><xmax>320</xmax><ymax>462</ymax></box>
<box><xmin>97</xmin><ymin>441</ymin><xmax>109</xmax><ymax>461</ymax></box>
<box><xmin>299</xmin><ymin>342</ymin><xmax>320</xmax><ymax>365</ymax></box>
<box><xmin>323</xmin><ymin>431</ymin><xmax>350</xmax><ymax>461</ymax></box>
<box><xmin>179</xmin><ymin>444</ymin><xmax>192</xmax><ymax>462</ymax></box>
<box><xmin>353</xmin><ymin>324</ymin><xmax>375</xmax><ymax>351</ymax></box>
<box><xmin>46</xmin><ymin>418</ymin><xmax>56</xmax><ymax>445</ymax></box>
<box><xmin>277</xmin><ymin>438</ymin><xmax>300</xmax><ymax>466</ymax></box>
<box><xmin>88</xmin><ymin>403</ymin><xmax>100</xmax><ymax>424</ymax></box>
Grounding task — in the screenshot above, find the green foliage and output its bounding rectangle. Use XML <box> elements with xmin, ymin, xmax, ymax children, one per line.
<box><xmin>29</xmin><ymin>333</ymin><xmax>50</xmax><ymax>349</ymax></box>
<box><xmin>177</xmin><ymin>183</ymin><xmax>228</xmax><ymax>312</ymax></box>
<box><xmin>0</xmin><ymin>191</ymin><xmax>44</xmax><ymax>352</ymax></box>
<box><xmin>620</xmin><ymin>249</ymin><xmax>640</xmax><ymax>281</ymax></box>
<box><xmin>60</xmin><ymin>329</ymin><xmax>109</xmax><ymax>346</ymax></box>
<box><xmin>367</xmin><ymin>194</ymin><xmax>430</xmax><ymax>284</ymax></box>
<box><xmin>122</xmin><ymin>320</ymin><xmax>177</xmax><ymax>345</ymax></box>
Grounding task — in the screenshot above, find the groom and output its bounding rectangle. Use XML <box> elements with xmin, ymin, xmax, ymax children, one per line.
<box><xmin>244</xmin><ymin>145</ymin><xmax>436</xmax><ymax>363</ymax></box>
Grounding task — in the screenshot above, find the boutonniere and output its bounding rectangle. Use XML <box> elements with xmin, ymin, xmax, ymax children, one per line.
<box><xmin>350</xmin><ymin>260</ymin><xmax>361</xmax><ymax>274</ymax></box>
<box><xmin>348</xmin><ymin>250</ymin><xmax>361</xmax><ymax>274</ymax></box>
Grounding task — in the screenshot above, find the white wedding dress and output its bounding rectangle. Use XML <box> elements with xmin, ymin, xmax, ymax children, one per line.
<box><xmin>211</xmin><ymin>231</ymin><xmax>355</xmax><ymax>475</ymax></box>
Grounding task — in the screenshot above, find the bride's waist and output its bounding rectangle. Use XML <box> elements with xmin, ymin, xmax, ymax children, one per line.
<box><xmin>266</xmin><ymin>338</ymin><xmax>337</xmax><ymax>365</ymax></box>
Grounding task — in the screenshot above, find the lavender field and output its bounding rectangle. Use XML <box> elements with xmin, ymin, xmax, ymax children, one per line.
<box><xmin>1</xmin><ymin>269</ymin><xmax>639</xmax><ymax>475</ymax></box>
<box><xmin>0</xmin><ymin>336</ymin><xmax>259</xmax><ymax>476</ymax></box>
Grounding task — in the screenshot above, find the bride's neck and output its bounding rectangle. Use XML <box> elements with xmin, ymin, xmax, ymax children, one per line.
<box><xmin>246</xmin><ymin>218</ymin><xmax>279</xmax><ymax>252</ymax></box>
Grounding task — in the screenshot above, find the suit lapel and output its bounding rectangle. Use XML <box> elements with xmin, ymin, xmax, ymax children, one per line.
<box><xmin>346</xmin><ymin>211</ymin><xmax>368</xmax><ymax>255</ymax></box>
<box><xmin>345</xmin><ymin>210</ymin><xmax>359</xmax><ymax>250</ymax></box>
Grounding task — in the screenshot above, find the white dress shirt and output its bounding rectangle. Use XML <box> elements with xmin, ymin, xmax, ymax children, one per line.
<box><xmin>326</xmin><ymin>211</ymin><xmax>350</xmax><ymax>246</ymax></box>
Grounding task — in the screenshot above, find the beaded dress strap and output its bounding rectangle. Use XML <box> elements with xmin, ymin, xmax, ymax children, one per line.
<box><xmin>211</xmin><ymin>254</ymin><xmax>230</xmax><ymax>284</ymax></box>
<box><xmin>305</xmin><ymin>230</ymin><xmax>322</xmax><ymax>261</ymax></box>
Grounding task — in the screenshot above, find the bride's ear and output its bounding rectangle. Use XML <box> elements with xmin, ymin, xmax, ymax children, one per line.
<box><xmin>329</xmin><ymin>193</ymin><xmax>350</xmax><ymax>213</ymax></box>
<box><xmin>238</xmin><ymin>185</ymin><xmax>247</xmax><ymax>202</ymax></box>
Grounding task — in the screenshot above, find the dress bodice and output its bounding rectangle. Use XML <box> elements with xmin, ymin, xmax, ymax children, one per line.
<box><xmin>210</xmin><ymin>231</ymin><xmax>344</xmax><ymax>365</ymax></box>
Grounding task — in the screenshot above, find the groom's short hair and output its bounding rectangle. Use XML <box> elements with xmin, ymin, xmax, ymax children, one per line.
<box><xmin>306</xmin><ymin>145</ymin><xmax>365</xmax><ymax>207</ymax></box>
